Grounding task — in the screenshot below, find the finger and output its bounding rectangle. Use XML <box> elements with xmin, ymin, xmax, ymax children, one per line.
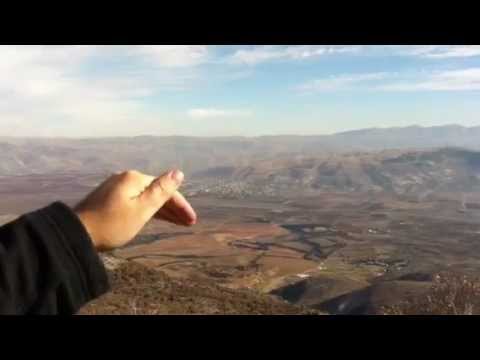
<box><xmin>140</xmin><ymin>169</ymin><xmax>184</xmax><ymax>213</ymax></box>
<box><xmin>155</xmin><ymin>201</ymin><xmax>194</xmax><ymax>226</ymax></box>
<box><xmin>161</xmin><ymin>191</ymin><xmax>197</xmax><ymax>225</ymax></box>
<box><xmin>155</xmin><ymin>207</ymin><xmax>185</xmax><ymax>226</ymax></box>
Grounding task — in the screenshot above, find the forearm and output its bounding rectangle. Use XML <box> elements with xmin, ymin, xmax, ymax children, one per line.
<box><xmin>0</xmin><ymin>202</ymin><xmax>109</xmax><ymax>314</ymax></box>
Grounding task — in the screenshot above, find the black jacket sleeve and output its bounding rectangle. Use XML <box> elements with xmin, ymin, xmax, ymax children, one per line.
<box><xmin>0</xmin><ymin>202</ymin><xmax>110</xmax><ymax>315</ymax></box>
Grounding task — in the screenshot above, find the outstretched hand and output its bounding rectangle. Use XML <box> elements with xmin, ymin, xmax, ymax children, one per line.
<box><xmin>74</xmin><ymin>169</ymin><xmax>197</xmax><ymax>251</ymax></box>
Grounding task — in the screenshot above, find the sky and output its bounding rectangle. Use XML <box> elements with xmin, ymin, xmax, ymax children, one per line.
<box><xmin>1</xmin><ymin>45</ymin><xmax>479</xmax><ymax>137</ymax></box>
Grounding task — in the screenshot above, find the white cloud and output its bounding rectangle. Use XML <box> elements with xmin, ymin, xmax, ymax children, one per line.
<box><xmin>131</xmin><ymin>45</ymin><xmax>209</xmax><ymax>67</ymax></box>
<box><xmin>380</xmin><ymin>68</ymin><xmax>480</xmax><ymax>91</ymax></box>
<box><xmin>298</xmin><ymin>68</ymin><xmax>480</xmax><ymax>93</ymax></box>
<box><xmin>388</xmin><ymin>45</ymin><xmax>480</xmax><ymax>59</ymax></box>
<box><xmin>229</xmin><ymin>46</ymin><xmax>480</xmax><ymax>66</ymax></box>
<box><xmin>425</xmin><ymin>46</ymin><xmax>480</xmax><ymax>59</ymax></box>
<box><xmin>297</xmin><ymin>72</ymin><xmax>391</xmax><ymax>93</ymax></box>
<box><xmin>0</xmin><ymin>45</ymin><xmax>212</xmax><ymax>136</ymax></box>
<box><xmin>229</xmin><ymin>45</ymin><xmax>480</xmax><ymax>66</ymax></box>
<box><xmin>230</xmin><ymin>45</ymin><xmax>362</xmax><ymax>65</ymax></box>
<box><xmin>187</xmin><ymin>108</ymin><xmax>252</xmax><ymax>119</ymax></box>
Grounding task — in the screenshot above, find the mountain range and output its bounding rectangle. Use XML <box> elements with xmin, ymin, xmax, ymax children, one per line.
<box><xmin>1</xmin><ymin>125</ymin><xmax>479</xmax><ymax>177</ymax></box>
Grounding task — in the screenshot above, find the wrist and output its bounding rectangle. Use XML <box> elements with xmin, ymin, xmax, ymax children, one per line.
<box><xmin>74</xmin><ymin>210</ymin><xmax>101</xmax><ymax>251</ymax></box>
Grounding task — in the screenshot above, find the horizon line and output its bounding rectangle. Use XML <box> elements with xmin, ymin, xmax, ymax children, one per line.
<box><xmin>0</xmin><ymin>123</ymin><xmax>475</xmax><ymax>140</ymax></box>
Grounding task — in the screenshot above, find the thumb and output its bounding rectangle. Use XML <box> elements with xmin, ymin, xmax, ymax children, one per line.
<box><xmin>141</xmin><ymin>169</ymin><xmax>184</xmax><ymax>211</ymax></box>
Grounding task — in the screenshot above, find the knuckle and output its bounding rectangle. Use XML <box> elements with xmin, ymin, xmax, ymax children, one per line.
<box><xmin>108</xmin><ymin>171</ymin><xmax>122</xmax><ymax>180</ymax></box>
<box><xmin>121</xmin><ymin>170</ymin><xmax>140</xmax><ymax>180</ymax></box>
<box><xmin>149</xmin><ymin>179</ymin><xmax>176</xmax><ymax>202</ymax></box>
<box><xmin>151</xmin><ymin>181</ymin><xmax>167</xmax><ymax>197</ymax></box>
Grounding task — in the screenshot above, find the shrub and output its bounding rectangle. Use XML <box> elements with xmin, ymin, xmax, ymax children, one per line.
<box><xmin>383</xmin><ymin>272</ymin><xmax>480</xmax><ymax>315</ymax></box>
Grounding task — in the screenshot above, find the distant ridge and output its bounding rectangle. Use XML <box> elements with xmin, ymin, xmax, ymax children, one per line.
<box><xmin>1</xmin><ymin>124</ymin><xmax>479</xmax><ymax>140</ymax></box>
<box><xmin>1</xmin><ymin>125</ymin><xmax>479</xmax><ymax>176</ymax></box>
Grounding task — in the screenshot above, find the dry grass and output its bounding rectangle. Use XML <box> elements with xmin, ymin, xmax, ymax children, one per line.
<box><xmin>382</xmin><ymin>272</ymin><xmax>480</xmax><ymax>315</ymax></box>
<box><xmin>79</xmin><ymin>258</ymin><xmax>317</xmax><ymax>315</ymax></box>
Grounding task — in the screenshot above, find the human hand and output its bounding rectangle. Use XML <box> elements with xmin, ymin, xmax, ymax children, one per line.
<box><xmin>74</xmin><ymin>169</ymin><xmax>197</xmax><ymax>251</ymax></box>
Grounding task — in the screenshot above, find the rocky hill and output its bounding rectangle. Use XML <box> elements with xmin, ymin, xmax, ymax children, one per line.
<box><xmin>193</xmin><ymin>148</ymin><xmax>480</xmax><ymax>198</ymax></box>
<box><xmin>79</xmin><ymin>256</ymin><xmax>316</xmax><ymax>315</ymax></box>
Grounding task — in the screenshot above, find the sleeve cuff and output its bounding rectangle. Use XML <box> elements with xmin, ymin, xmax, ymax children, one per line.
<box><xmin>37</xmin><ymin>202</ymin><xmax>110</xmax><ymax>305</ymax></box>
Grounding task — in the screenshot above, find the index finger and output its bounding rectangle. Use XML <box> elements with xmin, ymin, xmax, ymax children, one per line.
<box><xmin>155</xmin><ymin>190</ymin><xmax>197</xmax><ymax>225</ymax></box>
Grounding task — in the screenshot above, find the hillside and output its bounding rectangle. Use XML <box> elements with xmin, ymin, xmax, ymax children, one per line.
<box><xmin>79</xmin><ymin>256</ymin><xmax>316</xmax><ymax>315</ymax></box>
<box><xmin>193</xmin><ymin>148</ymin><xmax>480</xmax><ymax>198</ymax></box>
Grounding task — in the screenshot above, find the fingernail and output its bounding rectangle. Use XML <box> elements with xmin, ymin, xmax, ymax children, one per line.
<box><xmin>170</xmin><ymin>169</ymin><xmax>184</xmax><ymax>185</ymax></box>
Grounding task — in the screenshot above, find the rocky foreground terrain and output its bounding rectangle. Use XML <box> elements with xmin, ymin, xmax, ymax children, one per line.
<box><xmin>79</xmin><ymin>255</ymin><xmax>317</xmax><ymax>315</ymax></box>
